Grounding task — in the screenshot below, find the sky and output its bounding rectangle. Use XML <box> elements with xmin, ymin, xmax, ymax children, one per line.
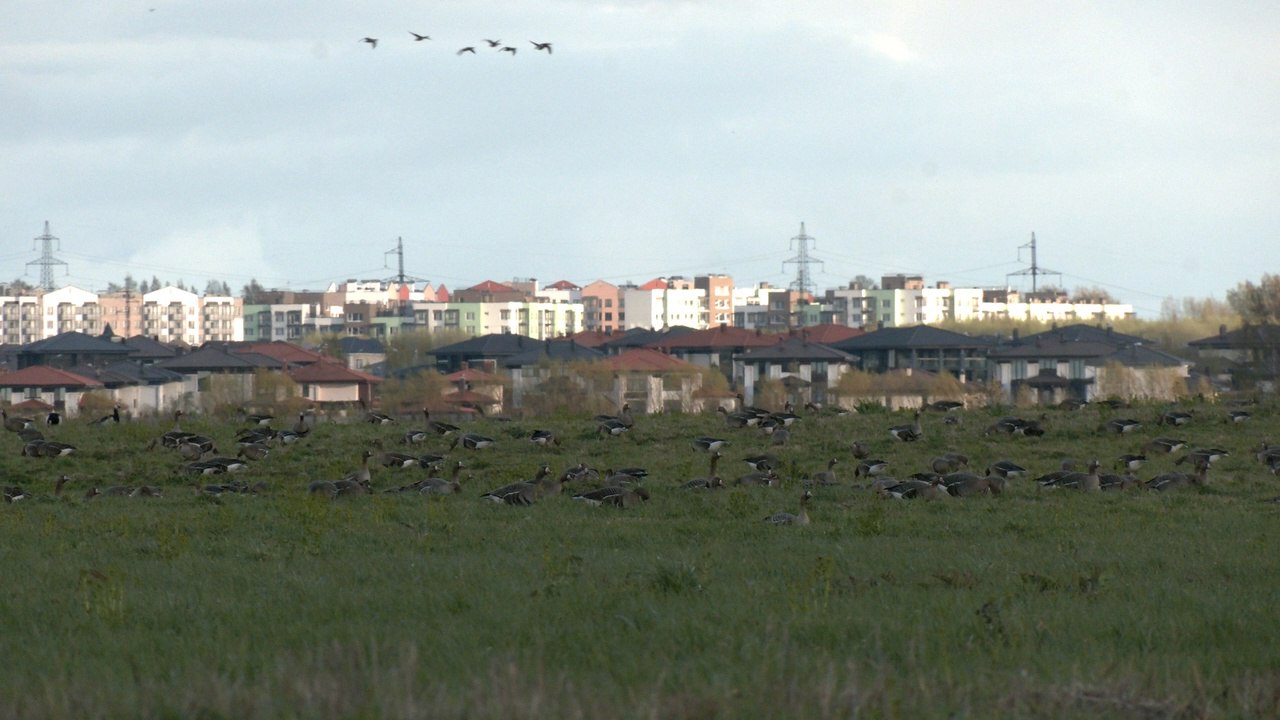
<box><xmin>2</xmin><ymin>1</ymin><xmax>1277</xmax><ymax>317</ymax></box>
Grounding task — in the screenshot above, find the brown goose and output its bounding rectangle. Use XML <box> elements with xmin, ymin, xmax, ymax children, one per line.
<box><xmin>888</xmin><ymin>411</ymin><xmax>922</xmax><ymax>442</ymax></box>
<box><xmin>765</xmin><ymin>491</ymin><xmax>811</xmax><ymax>525</ymax></box>
<box><xmin>682</xmin><ymin>451</ymin><xmax>723</xmax><ymax>489</ymax></box>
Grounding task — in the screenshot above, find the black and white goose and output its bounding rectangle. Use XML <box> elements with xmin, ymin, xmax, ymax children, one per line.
<box><xmin>451</xmin><ymin>432</ymin><xmax>495</xmax><ymax>450</ymax></box>
<box><xmin>529</xmin><ymin>429</ymin><xmax>558</xmax><ymax>447</ymax></box>
<box><xmin>691</xmin><ymin>436</ymin><xmax>728</xmax><ymax>452</ymax></box>
<box><xmin>985</xmin><ymin>460</ymin><xmax>1027</xmax><ymax>480</ymax></box>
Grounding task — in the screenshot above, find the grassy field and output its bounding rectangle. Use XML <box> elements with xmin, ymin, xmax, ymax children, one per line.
<box><xmin>2</xmin><ymin>399</ymin><xmax>1279</xmax><ymax>719</ymax></box>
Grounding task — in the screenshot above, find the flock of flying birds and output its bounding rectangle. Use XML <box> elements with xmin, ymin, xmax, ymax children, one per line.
<box><xmin>359</xmin><ymin>33</ymin><xmax>553</xmax><ymax>56</ymax></box>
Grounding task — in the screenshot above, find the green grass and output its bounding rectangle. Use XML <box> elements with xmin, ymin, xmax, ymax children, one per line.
<box><xmin>2</xmin><ymin>400</ymin><xmax>1279</xmax><ymax>719</ymax></box>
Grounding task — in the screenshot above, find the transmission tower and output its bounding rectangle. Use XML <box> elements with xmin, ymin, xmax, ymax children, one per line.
<box><xmin>782</xmin><ymin>222</ymin><xmax>824</xmax><ymax>297</ymax></box>
<box><xmin>27</xmin><ymin>221</ymin><xmax>69</xmax><ymax>290</ymax></box>
<box><xmin>1005</xmin><ymin>232</ymin><xmax>1061</xmax><ymax>293</ymax></box>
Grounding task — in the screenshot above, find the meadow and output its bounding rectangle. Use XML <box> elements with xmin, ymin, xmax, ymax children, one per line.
<box><xmin>2</xmin><ymin>398</ymin><xmax>1279</xmax><ymax>719</ymax></box>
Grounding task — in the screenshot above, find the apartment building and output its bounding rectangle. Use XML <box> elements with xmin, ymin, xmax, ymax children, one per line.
<box><xmin>581</xmin><ymin>280</ymin><xmax>623</xmax><ymax>333</ymax></box>
<box><xmin>695</xmin><ymin>274</ymin><xmax>734</xmax><ymax>327</ymax></box>
<box><xmin>623</xmin><ymin>279</ymin><xmax>707</xmax><ymax>330</ymax></box>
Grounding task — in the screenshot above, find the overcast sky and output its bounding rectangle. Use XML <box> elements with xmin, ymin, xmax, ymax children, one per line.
<box><xmin>2</xmin><ymin>1</ymin><xmax>1276</xmax><ymax>316</ymax></box>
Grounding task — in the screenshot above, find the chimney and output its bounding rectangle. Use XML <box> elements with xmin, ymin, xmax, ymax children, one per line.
<box><xmin>1012</xmin><ymin>328</ymin><xmax>1020</xmax><ymax>342</ymax></box>
<box><xmin>1219</xmin><ymin>324</ymin><xmax>1227</xmax><ymax>338</ymax></box>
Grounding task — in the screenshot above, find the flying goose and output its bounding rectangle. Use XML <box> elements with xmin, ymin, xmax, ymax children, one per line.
<box><xmin>765</xmin><ymin>491</ymin><xmax>812</xmax><ymax>525</ymax></box>
<box><xmin>457</xmin><ymin>46</ymin><xmax>476</xmax><ymax>55</ymax></box>
<box><xmin>361</xmin><ymin>37</ymin><xmax>378</xmax><ymax>49</ymax></box>
<box><xmin>888</xmin><ymin>411</ymin><xmax>922</xmax><ymax>442</ymax></box>
<box><xmin>483</xmin><ymin>39</ymin><xmax>502</xmax><ymax>47</ymax></box>
<box><xmin>530</xmin><ymin>41</ymin><xmax>552</xmax><ymax>53</ymax></box>
<box><xmin>500</xmin><ymin>46</ymin><xmax>517</xmax><ymax>55</ymax></box>
<box><xmin>409</xmin><ymin>31</ymin><xmax>431</xmax><ymax>41</ymax></box>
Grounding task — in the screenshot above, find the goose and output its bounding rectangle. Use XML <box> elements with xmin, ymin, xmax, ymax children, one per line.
<box><xmin>402</xmin><ymin>428</ymin><xmax>429</xmax><ymax>445</ymax></box>
<box><xmin>237</xmin><ymin>442</ymin><xmax>271</xmax><ymax>462</ymax></box>
<box><xmin>102</xmin><ymin>485</ymin><xmax>136</xmax><ymax>497</ymax></box>
<box><xmin>943</xmin><ymin>473</ymin><xmax>1006</xmax><ymax>497</ymax></box>
<box><xmin>500</xmin><ymin>46</ymin><xmax>517</xmax><ymax>55</ymax></box>
<box><xmin>2</xmin><ymin>485</ymin><xmax>30</xmax><ymax>502</ymax></box>
<box><xmin>930</xmin><ymin>453</ymin><xmax>968</xmax><ymax>475</ymax></box>
<box><xmin>177</xmin><ymin>440</ymin><xmax>208</xmax><ymax>461</ymax></box>
<box><xmin>764</xmin><ymin>491</ymin><xmax>812</xmax><ymax>525</ymax></box>
<box><xmin>1146</xmin><ymin>462</ymin><xmax>1209</xmax><ymax>492</ymax></box>
<box><xmin>241</xmin><ymin>409</ymin><xmax>274</xmax><ymax>427</ymax></box>
<box><xmin>1014</xmin><ymin>414</ymin><xmax>1048</xmax><ymax>437</ymax></box>
<box><xmin>1102</xmin><ymin>418</ymin><xmax>1142</xmax><ymax>434</ymax></box>
<box><xmin>849</xmin><ymin>440</ymin><xmax>872</xmax><ymax>459</ymax></box>
<box><xmin>157</xmin><ymin>411</ymin><xmax>193</xmax><ymax>448</ymax></box>
<box><xmin>457</xmin><ymin>46</ymin><xmax>476</xmax><ymax>55</ymax></box>
<box><xmin>717</xmin><ymin>406</ymin><xmax>760</xmax><ymax>428</ymax></box>
<box><xmin>854</xmin><ymin>458</ymin><xmax>889</xmax><ymax>478</ymax></box>
<box><xmin>410</xmin><ymin>31</ymin><xmax>431</xmax><ymax>41</ymax></box>
<box><xmin>366</xmin><ymin>411</ymin><xmax>394</xmax><ymax>425</ymax></box>
<box><xmin>483</xmin><ymin>38</ymin><xmax>502</xmax><ymax>47</ymax></box>
<box><xmin>3</xmin><ymin>409</ymin><xmax>35</xmax><ymax>432</ymax></box>
<box><xmin>574</xmin><ymin>486</ymin><xmax>649</xmax><ymax>508</ymax></box>
<box><xmin>768</xmin><ymin>426</ymin><xmax>791</xmax><ymax>446</ymax></box>
<box><xmin>420</xmin><ymin>461</ymin><xmax>465</xmax><ymax>496</ymax></box>
<box><xmin>1227</xmin><ymin>410</ymin><xmax>1251</xmax><ymax>423</ymax></box>
<box><xmin>529</xmin><ymin>429</ymin><xmax>558</xmax><ymax>447</ymax></box>
<box><xmin>809</xmin><ymin>458</ymin><xmax>840</xmax><ymax>486</ymax></box>
<box><xmin>181</xmin><ymin>460</ymin><xmax>226</xmax><ymax>477</ymax></box>
<box><xmin>1099</xmin><ymin>473</ymin><xmax>1140</xmax><ymax>491</ymax></box>
<box><xmin>333</xmin><ymin>477</ymin><xmax>372</xmax><ymax>497</ymax></box>
<box><xmin>985</xmin><ymin>460</ymin><xmax>1027</xmax><ymax>480</ymax></box>
<box><xmin>880</xmin><ymin>476</ymin><xmax>946</xmax><ymax>500</ymax></box>
<box><xmin>481</xmin><ymin>478</ymin><xmax>541</xmax><ymax>506</ymax></box>
<box><xmin>888</xmin><ymin>411</ymin><xmax>922</xmax><ymax>442</ymax></box>
<box><xmin>424</xmin><ymin>409</ymin><xmax>459</xmax><ymax>436</ymax></box>
<box><xmin>742</xmin><ymin>453</ymin><xmax>780</xmax><ymax>472</ymax></box>
<box><xmin>452</xmin><ymin>432</ymin><xmax>496</xmax><ymax>450</ymax></box>
<box><xmin>360</xmin><ymin>37</ymin><xmax>378</xmax><ymax>49</ymax></box>
<box><xmin>596</xmin><ymin>403</ymin><xmax>635</xmax><ymax>428</ymax></box>
<box><xmin>682</xmin><ymin>451</ymin><xmax>724</xmax><ymax>489</ymax></box>
<box><xmin>597</xmin><ymin>419</ymin><xmax>629</xmax><ymax>437</ymax></box>
<box><xmin>307</xmin><ymin>480</ymin><xmax>338</xmax><ymax>498</ymax></box>
<box><xmin>236</xmin><ymin>427</ymin><xmax>275</xmax><ymax>445</ymax></box>
<box><xmin>1174</xmin><ymin>448</ymin><xmax>1229</xmax><ymax>467</ymax></box>
<box><xmin>18</xmin><ymin>427</ymin><xmax>43</xmax><ymax>442</ymax></box>
<box><xmin>691</xmin><ymin>436</ymin><xmax>728</xmax><ymax>452</ymax></box>
<box><xmin>606</xmin><ymin>466</ymin><xmax>647</xmax><ymax>483</ymax></box>
<box><xmin>203</xmin><ymin>456</ymin><xmax>249</xmax><ymax>473</ymax></box>
<box><xmin>276</xmin><ymin>429</ymin><xmax>302</xmax><ymax>445</ymax></box>
<box><xmin>36</xmin><ymin>441</ymin><xmax>77</xmax><ymax>458</ymax></box>
<box><xmin>1144</xmin><ymin>437</ymin><xmax>1187</xmax><ymax>455</ymax></box>
<box><xmin>45</xmin><ymin>411</ymin><xmax>60</xmax><ymax>426</ymax></box>
<box><xmin>378</xmin><ymin>451</ymin><xmax>420</xmax><ymax>469</ymax></box>
<box><xmin>734</xmin><ymin>393</ymin><xmax>770</xmax><ymax>419</ymax></box>
<box><xmin>733</xmin><ymin>470</ymin><xmax>778</xmax><ymax>487</ymax></box>
<box><xmin>530</xmin><ymin>41</ymin><xmax>552</xmax><ymax>53</ymax></box>
<box><xmin>768</xmin><ymin>405</ymin><xmax>801</xmax><ymax>426</ymax></box>
<box><xmin>1158</xmin><ymin>409</ymin><xmax>1193</xmax><ymax>426</ymax></box>
<box><xmin>292</xmin><ymin>412</ymin><xmax>311</xmax><ymax>436</ymax></box>
<box><xmin>341</xmin><ymin>450</ymin><xmax>375</xmax><ymax>486</ymax></box>
<box><xmin>1049</xmin><ymin>459</ymin><xmax>1102</xmax><ymax>491</ymax></box>
<box><xmin>1034</xmin><ymin>459</ymin><xmax>1080</xmax><ymax>487</ymax></box>
<box><xmin>984</xmin><ymin>416</ymin><xmax>1025</xmax><ymax>436</ymax></box>
<box><xmin>927</xmin><ymin>400</ymin><xmax>964</xmax><ymax>412</ymax></box>
<box><xmin>1115</xmin><ymin>454</ymin><xmax>1146</xmax><ymax>472</ymax></box>
<box><xmin>131</xmin><ymin>485</ymin><xmax>164</xmax><ymax>497</ymax></box>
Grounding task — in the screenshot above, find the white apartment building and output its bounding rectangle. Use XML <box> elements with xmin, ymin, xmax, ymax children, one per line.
<box><xmin>623</xmin><ymin>286</ymin><xmax>707</xmax><ymax>330</ymax></box>
<box><xmin>201</xmin><ymin>296</ymin><xmax>244</xmax><ymax>343</ymax></box>
<box><xmin>40</xmin><ymin>285</ymin><xmax>104</xmax><ymax>339</ymax></box>
<box><xmin>141</xmin><ymin>286</ymin><xmax>202</xmax><ymax>346</ymax></box>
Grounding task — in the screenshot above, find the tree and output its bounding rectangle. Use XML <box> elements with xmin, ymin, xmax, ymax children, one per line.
<box><xmin>242</xmin><ymin>278</ymin><xmax>267</xmax><ymax>303</ymax></box>
<box><xmin>204</xmin><ymin>279</ymin><xmax>231</xmax><ymax>296</ymax></box>
<box><xmin>1071</xmin><ymin>286</ymin><xmax>1117</xmax><ymax>304</ymax></box>
<box><xmin>1227</xmin><ymin>274</ymin><xmax>1280</xmax><ymax>325</ymax></box>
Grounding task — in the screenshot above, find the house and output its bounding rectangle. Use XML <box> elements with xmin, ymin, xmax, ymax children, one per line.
<box><xmin>154</xmin><ymin>345</ymin><xmax>283</xmax><ymax>409</ymax></box>
<box><xmin>0</xmin><ymin>365</ymin><xmax>104</xmax><ymax>417</ymax></box>
<box><xmin>649</xmin><ymin>324</ymin><xmax>786</xmax><ymax>388</ymax></box>
<box><xmin>68</xmin><ymin>361</ymin><xmax>187</xmax><ymax>416</ymax></box>
<box><xmin>732</xmin><ymin>338</ymin><xmax>855</xmax><ymax>407</ymax></box>
<box><xmin>828</xmin><ymin>325</ymin><xmax>995</xmax><ymax>382</ymax></box>
<box><xmin>337</xmin><ymin>336</ymin><xmax>386</xmax><ymax>371</ymax></box>
<box><xmin>987</xmin><ymin>324</ymin><xmax>1190</xmax><ymax>403</ymax></box>
<box><xmin>1188</xmin><ymin>324</ymin><xmax>1280</xmax><ymax>391</ymax></box>
<box><xmin>430</xmin><ymin>333</ymin><xmax>539</xmax><ymax>374</ymax></box>
<box><xmin>501</xmin><ymin>339</ymin><xmax>606</xmax><ymax>410</ymax></box>
<box><xmin>286</xmin><ymin>361</ymin><xmax>382</xmax><ymax>406</ymax></box>
<box><xmin>602</xmin><ymin>347</ymin><xmax>704</xmax><ymax>414</ymax></box>
<box><xmin>16</xmin><ymin>331</ymin><xmax>136</xmax><ymax>370</ymax></box>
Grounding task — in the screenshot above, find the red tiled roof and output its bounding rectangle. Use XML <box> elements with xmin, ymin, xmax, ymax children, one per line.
<box><xmin>545</xmin><ymin>279</ymin><xmax>581</xmax><ymax>290</ymax></box>
<box><xmin>238</xmin><ymin>342</ymin><xmax>327</xmax><ymax>365</ymax></box>
<box><xmin>465</xmin><ymin>280</ymin><xmax>517</xmax><ymax>293</ymax></box>
<box><xmin>0</xmin><ymin>366</ymin><xmax>104</xmax><ymax>388</ymax></box>
<box><xmin>791</xmin><ymin>324</ymin><xmax>865</xmax><ymax>344</ymax></box>
<box><xmin>287</xmin><ymin>360</ymin><xmax>383</xmax><ymax>384</ymax></box>
<box><xmin>436</xmin><ymin>285</ymin><xmax>449</xmax><ymax>302</ymax></box>
<box><xmin>12</xmin><ymin>398</ymin><xmax>54</xmax><ymax>411</ymax></box>
<box><xmin>605</xmin><ymin>348</ymin><xmax>700</xmax><ymax>373</ymax></box>
<box><xmin>443</xmin><ymin>367</ymin><xmax>507</xmax><ymax>384</ymax></box>
<box><xmin>638</xmin><ymin>278</ymin><xmax>668</xmax><ymax>291</ymax></box>
<box><xmin>651</xmin><ymin>325</ymin><xmax>786</xmax><ymax>350</ymax></box>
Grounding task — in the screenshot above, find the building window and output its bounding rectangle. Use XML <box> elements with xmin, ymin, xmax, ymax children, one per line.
<box><xmin>1012</xmin><ymin>360</ymin><xmax>1028</xmax><ymax>380</ymax></box>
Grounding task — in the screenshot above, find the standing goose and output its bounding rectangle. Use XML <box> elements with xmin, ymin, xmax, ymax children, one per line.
<box><xmin>888</xmin><ymin>411</ymin><xmax>922</xmax><ymax>442</ymax></box>
<box><xmin>481</xmin><ymin>465</ymin><xmax>551</xmax><ymax>505</ymax></box>
<box><xmin>420</xmin><ymin>460</ymin><xmax>465</xmax><ymax>496</ymax></box>
<box><xmin>717</xmin><ymin>406</ymin><xmax>760</xmax><ymax>428</ymax></box>
<box><xmin>424</xmin><ymin>409</ymin><xmax>459</xmax><ymax>436</ymax></box>
<box><xmin>764</xmin><ymin>491</ymin><xmax>812</xmax><ymax>525</ymax></box>
<box><xmin>292</xmin><ymin>412</ymin><xmax>311</xmax><ymax>436</ymax></box>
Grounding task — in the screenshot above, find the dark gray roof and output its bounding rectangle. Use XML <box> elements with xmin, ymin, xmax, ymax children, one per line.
<box><xmin>502</xmin><ymin>340</ymin><xmax>606</xmax><ymax>368</ymax></box>
<box><xmin>339</xmin><ymin>336</ymin><xmax>385</xmax><ymax>354</ymax></box>
<box><xmin>734</xmin><ymin>338</ymin><xmax>855</xmax><ymax>362</ymax></box>
<box><xmin>1093</xmin><ymin>344</ymin><xmax>1189</xmax><ymax>368</ymax></box>
<box><xmin>122</xmin><ymin>334</ymin><xmax>180</xmax><ymax>360</ymax></box>
<box><xmin>1188</xmin><ymin>324</ymin><xmax>1280</xmax><ymax>349</ymax></box>
<box><xmin>830</xmin><ymin>325</ymin><xmax>995</xmax><ymax>351</ymax></box>
<box><xmin>431</xmin><ymin>333</ymin><xmax>539</xmax><ymax>358</ymax></box>
<box><xmin>1018</xmin><ymin>323</ymin><xmax>1148</xmax><ymax>346</ymax></box>
<box><xmin>604</xmin><ymin>326</ymin><xmax>697</xmax><ymax>350</ymax></box>
<box><xmin>23</xmin><ymin>331</ymin><xmax>136</xmax><ymax>356</ymax></box>
<box><xmin>68</xmin><ymin>361</ymin><xmax>186</xmax><ymax>386</ymax></box>
<box><xmin>155</xmin><ymin>346</ymin><xmax>282</xmax><ymax>372</ymax></box>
